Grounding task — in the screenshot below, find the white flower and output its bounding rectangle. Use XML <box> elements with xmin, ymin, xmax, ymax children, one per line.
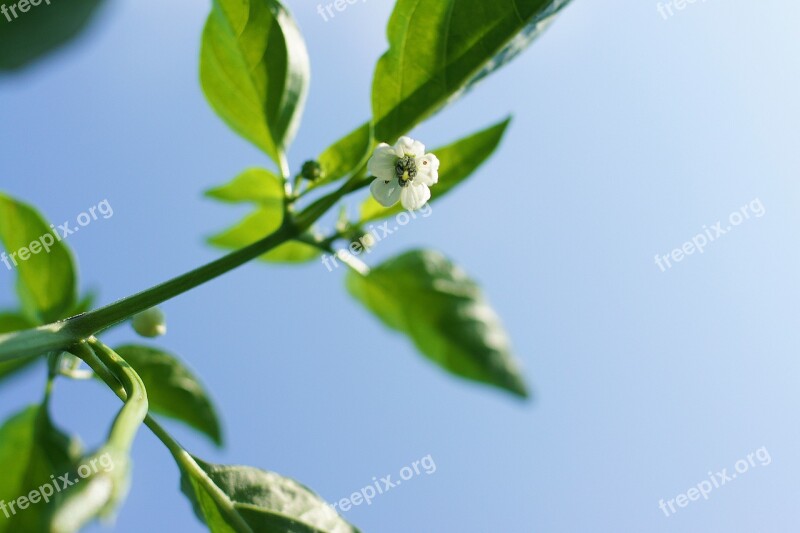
<box><xmin>368</xmin><ymin>136</ymin><xmax>439</xmax><ymax>211</ymax></box>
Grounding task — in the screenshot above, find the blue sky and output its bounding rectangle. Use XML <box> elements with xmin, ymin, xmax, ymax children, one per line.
<box><xmin>2</xmin><ymin>0</ymin><xmax>800</xmax><ymax>531</ymax></box>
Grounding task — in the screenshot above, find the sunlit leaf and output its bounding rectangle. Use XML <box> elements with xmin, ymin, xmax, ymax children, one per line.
<box><xmin>206</xmin><ymin>168</ymin><xmax>284</xmax><ymax>205</ymax></box>
<box><xmin>0</xmin><ymin>192</ymin><xmax>78</xmax><ymax>323</ymax></box>
<box><xmin>372</xmin><ymin>0</ymin><xmax>570</xmax><ymax>141</ymax></box>
<box><xmin>201</xmin><ymin>0</ymin><xmax>310</xmax><ymax>166</ymax></box>
<box><xmin>208</xmin><ymin>207</ymin><xmax>319</xmax><ymax>264</ymax></box>
<box><xmin>315</xmin><ymin>123</ymin><xmax>373</xmax><ymax>189</ymax></box>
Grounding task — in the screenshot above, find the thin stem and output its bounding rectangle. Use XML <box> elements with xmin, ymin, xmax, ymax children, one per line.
<box><xmin>0</xmin><ymin>224</ymin><xmax>296</xmax><ymax>362</ymax></box>
<box><xmin>74</xmin><ymin>341</ymin><xmax>253</xmax><ymax>532</ymax></box>
<box><xmin>301</xmin><ymin>237</ymin><xmax>371</xmax><ymax>276</ymax></box>
<box><xmin>88</xmin><ymin>339</ymin><xmax>148</xmax><ymax>452</ymax></box>
<box><xmin>291</xmin><ymin>173</ymin><xmax>303</xmax><ymax>198</ymax></box>
<box><xmin>70</xmin><ymin>224</ymin><xmax>296</xmax><ymax>337</ymax></box>
<box><xmin>278</xmin><ymin>151</ymin><xmax>291</xmax><ymax>182</ymax></box>
<box><xmin>294</xmin><ymin>175</ymin><xmax>371</xmax><ymax>230</ymax></box>
<box><xmin>0</xmin><ymin>157</ymin><xmax>372</xmax><ymax>364</ymax></box>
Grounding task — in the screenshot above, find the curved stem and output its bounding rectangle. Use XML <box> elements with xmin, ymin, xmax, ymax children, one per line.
<box><xmin>74</xmin><ymin>341</ymin><xmax>253</xmax><ymax>532</ymax></box>
<box><xmin>87</xmin><ymin>339</ymin><xmax>148</xmax><ymax>452</ymax></box>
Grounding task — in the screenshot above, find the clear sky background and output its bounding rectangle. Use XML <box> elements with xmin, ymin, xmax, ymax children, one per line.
<box><xmin>1</xmin><ymin>0</ymin><xmax>799</xmax><ymax>531</ymax></box>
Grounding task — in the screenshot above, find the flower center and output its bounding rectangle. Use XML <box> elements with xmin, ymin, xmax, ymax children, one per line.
<box><xmin>395</xmin><ymin>156</ymin><xmax>417</xmax><ymax>187</ymax></box>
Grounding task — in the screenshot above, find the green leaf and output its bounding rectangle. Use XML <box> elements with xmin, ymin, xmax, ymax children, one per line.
<box><xmin>0</xmin><ymin>313</ymin><xmax>39</xmax><ymax>383</ymax></box>
<box><xmin>346</xmin><ymin>249</ymin><xmax>529</xmax><ymax>398</ymax></box>
<box><xmin>206</xmin><ymin>168</ymin><xmax>284</xmax><ymax>205</ymax></box>
<box><xmin>180</xmin><ymin>455</ymin><xmax>360</xmax><ymax>533</ymax></box>
<box><xmin>315</xmin><ymin>123</ymin><xmax>373</xmax><ymax>188</ymax></box>
<box><xmin>201</xmin><ymin>0</ymin><xmax>310</xmax><ymax>166</ymax></box>
<box><xmin>360</xmin><ymin>117</ymin><xmax>511</xmax><ymax>223</ymax></box>
<box><xmin>0</xmin><ymin>403</ymin><xmax>83</xmax><ymax>533</ymax></box>
<box><xmin>69</xmin><ymin>291</ymin><xmax>96</xmax><ymax>316</ymax></box>
<box><xmin>0</xmin><ymin>192</ymin><xmax>78</xmax><ymax>323</ymax></box>
<box><xmin>372</xmin><ymin>0</ymin><xmax>570</xmax><ymax>141</ymax></box>
<box><xmin>0</xmin><ymin>0</ymin><xmax>106</xmax><ymax>71</ymax></box>
<box><xmin>208</xmin><ymin>207</ymin><xmax>319</xmax><ymax>264</ymax></box>
<box><xmin>113</xmin><ymin>345</ymin><xmax>223</xmax><ymax>446</ymax></box>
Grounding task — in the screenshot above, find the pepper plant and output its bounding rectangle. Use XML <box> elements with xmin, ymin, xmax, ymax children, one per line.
<box><xmin>0</xmin><ymin>0</ymin><xmax>571</xmax><ymax>531</ymax></box>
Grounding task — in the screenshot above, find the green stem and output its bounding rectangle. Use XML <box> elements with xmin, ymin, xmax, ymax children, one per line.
<box><xmin>0</xmin><ymin>223</ymin><xmax>296</xmax><ymax>362</ymax></box>
<box><xmin>87</xmin><ymin>339</ymin><xmax>148</xmax><ymax>452</ymax></box>
<box><xmin>0</xmin><ymin>163</ymin><xmax>372</xmax><ymax>364</ymax></box>
<box><xmin>71</xmin><ymin>224</ymin><xmax>296</xmax><ymax>337</ymax></box>
<box><xmin>74</xmin><ymin>341</ymin><xmax>253</xmax><ymax>532</ymax></box>
<box><xmin>278</xmin><ymin>151</ymin><xmax>291</xmax><ymax>183</ymax></box>
<box><xmin>301</xmin><ymin>237</ymin><xmax>371</xmax><ymax>276</ymax></box>
<box><xmin>295</xmin><ymin>175</ymin><xmax>371</xmax><ymax>230</ymax></box>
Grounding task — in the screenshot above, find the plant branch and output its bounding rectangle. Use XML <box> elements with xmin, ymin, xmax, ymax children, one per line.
<box><xmin>0</xmin><ymin>161</ymin><xmax>373</xmax><ymax>364</ymax></box>
<box><xmin>74</xmin><ymin>340</ymin><xmax>253</xmax><ymax>532</ymax></box>
<box><xmin>0</xmin><ymin>223</ymin><xmax>296</xmax><ymax>362</ymax></box>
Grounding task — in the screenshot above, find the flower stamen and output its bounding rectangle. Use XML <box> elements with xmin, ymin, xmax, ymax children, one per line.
<box><xmin>395</xmin><ymin>156</ymin><xmax>417</xmax><ymax>187</ymax></box>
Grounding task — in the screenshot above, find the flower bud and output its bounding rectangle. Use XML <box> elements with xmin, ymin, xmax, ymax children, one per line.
<box><xmin>131</xmin><ymin>307</ymin><xmax>166</xmax><ymax>338</ymax></box>
<box><xmin>300</xmin><ymin>160</ymin><xmax>323</xmax><ymax>182</ymax></box>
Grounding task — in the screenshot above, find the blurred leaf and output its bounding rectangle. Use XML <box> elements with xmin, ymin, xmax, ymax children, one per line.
<box><xmin>69</xmin><ymin>291</ymin><xmax>96</xmax><ymax>316</ymax></box>
<box><xmin>0</xmin><ymin>192</ymin><xmax>77</xmax><ymax>323</ymax></box>
<box><xmin>209</xmin><ymin>207</ymin><xmax>319</xmax><ymax>264</ymax></box>
<box><xmin>372</xmin><ymin>0</ymin><xmax>570</xmax><ymax>141</ymax></box>
<box><xmin>181</xmin><ymin>455</ymin><xmax>359</xmax><ymax>533</ymax></box>
<box><xmin>49</xmin><ymin>447</ymin><xmax>130</xmax><ymax>533</ymax></box>
<box><xmin>113</xmin><ymin>345</ymin><xmax>223</xmax><ymax>446</ymax></box>
<box><xmin>206</xmin><ymin>168</ymin><xmax>284</xmax><ymax>205</ymax></box>
<box><xmin>346</xmin><ymin>249</ymin><xmax>528</xmax><ymax>397</ymax></box>
<box><xmin>315</xmin><ymin>123</ymin><xmax>373</xmax><ymax>188</ymax></box>
<box><xmin>201</xmin><ymin>0</ymin><xmax>310</xmax><ymax>166</ymax></box>
<box><xmin>0</xmin><ymin>313</ymin><xmax>38</xmax><ymax>382</ymax></box>
<box><xmin>360</xmin><ymin>117</ymin><xmax>511</xmax><ymax>223</ymax></box>
<box><xmin>0</xmin><ymin>0</ymin><xmax>106</xmax><ymax>71</ymax></box>
<box><xmin>0</xmin><ymin>403</ymin><xmax>83</xmax><ymax>533</ymax></box>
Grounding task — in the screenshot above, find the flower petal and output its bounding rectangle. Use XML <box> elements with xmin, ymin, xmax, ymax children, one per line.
<box><xmin>415</xmin><ymin>153</ymin><xmax>440</xmax><ymax>186</ymax></box>
<box><xmin>370</xmin><ymin>177</ymin><xmax>402</xmax><ymax>207</ymax></box>
<box><xmin>400</xmin><ymin>182</ymin><xmax>431</xmax><ymax>211</ymax></box>
<box><xmin>367</xmin><ymin>143</ymin><xmax>399</xmax><ymax>181</ymax></box>
<box><xmin>395</xmin><ymin>136</ymin><xmax>425</xmax><ymax>158</ymax></box>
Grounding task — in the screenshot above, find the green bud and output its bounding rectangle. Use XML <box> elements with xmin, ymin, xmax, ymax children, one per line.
<box><xmin>131</xmin><ymin>307</ymin><xmax>166</xmax><ymax>338</ymax></box>
<box><xmin>300</xmin><ymin>160</ymin><xmax>323</xmax><ymax>181</ymax></box>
